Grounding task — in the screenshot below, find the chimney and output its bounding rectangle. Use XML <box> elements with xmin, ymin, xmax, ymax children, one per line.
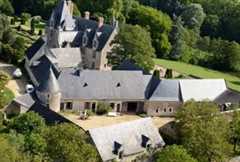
<box><xmin>84</xmin><ymin>11</ymin><xmax>90</xmax><ymax>20</ymax></box>
<box><xmin>98</xmin><ymin>17</ymin><xmax>104</xmax><ymax>28</ymax></box>
<box><xmin>66</xmin><ymin>0</ymin><xmax>73</xmax><ymax>16</ymax></box>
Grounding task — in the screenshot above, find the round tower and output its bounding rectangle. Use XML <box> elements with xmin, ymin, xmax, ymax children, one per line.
<box><xmin>36</xmin><ymin>68</ymin><xmax>61</xmax><ymax>112</ymax></box>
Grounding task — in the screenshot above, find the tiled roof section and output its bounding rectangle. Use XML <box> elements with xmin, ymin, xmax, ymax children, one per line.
<box><xmin>48</xmin><ymin>0</ymin><xmax>75</xmax><ymax>29</ymax></box>
<box><xmin>37</xmin><ymin>68</ymin><xmax>60</xmax><ymax>94</ymax></box>
<box><xmin>26</xmin><ymin>37</ymin><xmax>45</xmax><ymax>60</ymax></box>
<box><xmin>71</xmin><ymin>18</ymin><xmax>115</xmax><ymax>51</ymax></box>
<box><xmin>13</xmin><ymin>93</ymin><xmax>36</xmax><ymax>108</ymax></box>
<box><xmin>89</xmin><ymin>118</ymin><xmax>165</xmax><ymax>161</ymax></box>
<box><xmin>179</xmin><ymin>79</ymin><xmax>227</xmax><ymax>102</ymax></box>
<box><xmin>150</xmin><ymin>80</ymin><xmax>180</xmax><ymax>101</ymax></box>
<box><xmin>29</xmin><ymin>102</ymin><xmax>70</xmax><ymax>124</ymax></box>
<box><xmin>58</xmin><ymin>69</ymin><xmax>152</xmax><ymax>100</ymax></box>
<box><xmin>115</xmin><ymin>60</ymin><xmax>146</xmax><ymax>73</ymax></box>
<box><xmin>30</xmin><ymin>55</ymin><xmax>60</xmax><ymax>84</ymax></box>
<box><xmin>214</xmin><ymin>89</ymin><xmax>240</xmax><ymax>104</ymax></box>
<box><xmin>48</xmin><ymin>48</ymin><xmax>81</xmax><ymax>68</ymax></box>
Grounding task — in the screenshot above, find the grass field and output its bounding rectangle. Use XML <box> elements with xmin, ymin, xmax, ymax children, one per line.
<box><xmin>154</xmin><ymin>59</ymin><xmax>240</xmax><ymax>92</ymax></box>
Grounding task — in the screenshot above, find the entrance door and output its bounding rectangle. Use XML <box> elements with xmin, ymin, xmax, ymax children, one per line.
<box><xmin>127</xmin><ymin>102</ymin><xmax>138</xmax><ymax>112</ymax></box>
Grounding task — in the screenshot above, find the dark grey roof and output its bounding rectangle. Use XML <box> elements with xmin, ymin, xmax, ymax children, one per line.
<box><xmin>58</xmin><ymin>69</ymin><xmax>152</xmax><ymax>100</ymax></box>
<box><xmin>30</xmin><ymin>55</ymin><xmax>60</xmax><ymax>84</ymax></box>
<box><xmin>49</xmin><ymin>0</ymin><xmax>75</xmax><ymax>29</ymax></box>
<box><xmin>115</xmin><ymin>60</ymin><xmax>146</xmax><ymax>73</ymax></box>
<box><xmin>29</xmin><ymin>102</ymin><xmax>71</xmax><ymax>124</ymax></box>
<box><xmin>150</xmin><ymin>80</ymin><xmax>180</xmax><ymax>101</ymax></box>
<box><xmin>14</xmin><ymin>93</ymin><xmax>35</xmax><ymax>108</ymax></box>
<box><xmin>89</xmin><ymin>118</ymin><xmax>165</xmax><ymax>161</ymax></box>
<box><xmin>71</xmin><ymin>18</ymin><xmax>115</xmax><ymax>51</ymax></box>
<box><xmin>214</xmin><ymin>90</ymin><xmax>240</xmax><ymax>104</ymax></box>
<box><xmin>37</xmin><ymin>68</ymin><xmax>60</xmax><ymax>94</ymax></box>
<box><xmin>48</xmin><ymin>48</ymin><xmax>81</xmax><ymax>68</ymax></box>
<box><xmin>26</xmin><ymin>37</ymin><xmax>45</xmax><ymax>60</ymax></box>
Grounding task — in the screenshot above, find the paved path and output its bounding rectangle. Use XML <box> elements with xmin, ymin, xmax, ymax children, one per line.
<box><xmin>0</xmin><ymin>62</ymin><xmax>27</xmax><ymax>97</ymax></box>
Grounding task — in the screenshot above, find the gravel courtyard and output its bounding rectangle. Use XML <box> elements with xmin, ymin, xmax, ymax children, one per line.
<box><xmin>62</xmin><ymin>113</ymin><xmax>174</xmax><ymax>131</ymax></box>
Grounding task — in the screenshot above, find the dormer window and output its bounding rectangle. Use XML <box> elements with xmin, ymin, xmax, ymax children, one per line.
<box><xmin>96</xmin><ymin>32</ymin><xmax>102</xmax><ymax>37</ymax></box>
<box><xmin>116</xmin><ymin>82</ymin><xmax>121</xmax><ymax>87</ymax></box>
<box><xmin>82</xmin><ymin>32</ymin><xmax>88</xmax><ymax>47</ymax></box>
<box><xmin>113</xmin><ymin>141</ymin><xmax>124</xmax><ymax>159</ymax></box>
<box><xmin>92</xmin><ymin>38</ymin><xmax>99</xmax><ymax>50</ymax></box>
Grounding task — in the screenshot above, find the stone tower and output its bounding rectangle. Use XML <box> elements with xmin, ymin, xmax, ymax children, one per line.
<box><xmin>36</xmin><ymin>68</ymin><xmax>61</xmax><ymax>112</ymax></box>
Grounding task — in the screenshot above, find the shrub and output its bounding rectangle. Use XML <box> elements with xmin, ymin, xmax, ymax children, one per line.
<box><xmin>0</xmin><ymin>71</ymin><xmax>10</xmax><ymax>87</ymax></box>
<box><xmin>96</xmin><ymin>102</ymin><xmax>111</xmax><ymax>115</ymax></box>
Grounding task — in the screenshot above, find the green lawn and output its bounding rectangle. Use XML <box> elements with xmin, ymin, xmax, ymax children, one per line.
<box><xmin>154</xmin><ymin>59</ymin><xmax>240</xmax><ymax>92</ymax></box>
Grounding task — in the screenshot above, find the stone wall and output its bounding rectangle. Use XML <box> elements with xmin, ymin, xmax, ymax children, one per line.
<box><xmin>144</xmin><ymin>101</ymin><xmax>182</xmax><ymax>117</ymax></box>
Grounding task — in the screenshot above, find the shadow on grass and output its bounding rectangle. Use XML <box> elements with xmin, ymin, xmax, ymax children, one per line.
<box><xmin>230</xmin><ymin>81</ymin><xmax>240</xmax><ymax>86</ymax></box>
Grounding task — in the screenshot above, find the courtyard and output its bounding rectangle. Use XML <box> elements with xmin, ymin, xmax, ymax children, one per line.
<box><xmin>61</xmin><ymin>113</ymin><xmax>174</xmax><ymax>130</ymax></box>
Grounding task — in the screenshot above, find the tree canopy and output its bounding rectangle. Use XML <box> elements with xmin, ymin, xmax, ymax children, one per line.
<box><xmin>176</xmin><ymin>101</ymin><xmax>231</xmax><ymax>162</ymax></box>
<box><xmin>109</xmin><ymin>24</ymin><xmax>155</xmax><ymax>72</ymax></box>
<box><xmin>154</xmin><ymin>145</ymin><xmax>197</xmax><ymax>162</ymax></box>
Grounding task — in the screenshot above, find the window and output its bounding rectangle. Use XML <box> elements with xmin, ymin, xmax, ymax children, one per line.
<box><xmin>92</xmin><ymin>39</ymin><xmax>99</xmax><ymax>50</ymax></box>
<box><xmin>169</xmin><ymin>108</ymin><xmax>172</xmax><ymax>112</ymax></box>
<box><xmin>60</xmin><ymin>103</ymin><xmax>64</xmax><ymax>111</ymax></box>
<box><xmin>91</xmin><ymin>62</ymin><xmax>95</xmax><ymax>69</ymax></box>
<box><xmin>164</xmin><ymin>108</ymin><xmax>166</xmax><ymax>112</ymax></box>
<box><xmin>66</xmin><ymin>102</ymin><xmax>73</xmax><ymax>110</ymax></box>
<box><xmin>92</xmin><ymin>103</ymin><xmax>96</xmax><ymax>112</ymax></box>
<box><xmin>110</xmin><ymin>103</ymin><xmax>115</xmax><ymax>109</ymax></box>
<box><xmin>92</xmin><ymin>52</ymin><xmax>96</xmax><ymax>59</ymax></box>
<box><xmin>82</xmin><ymin>33</ymin><xmax>88</xmax><ymax>47</ymax></box>
<box><xmin>85</xmin><ymin>102</ymin><xmax>90</xmax><ymax>109</ymax></box>
<box><xmin>156</xmin><ymin>109</ymin><xmax>159</xmax><ymax>113</ymax></box>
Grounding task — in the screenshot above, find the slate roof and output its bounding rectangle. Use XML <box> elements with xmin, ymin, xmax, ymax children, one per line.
<box><xmin>29</xmin><ymin>102</ymin><xmax>71</xmax><ymax>124</ymax></box>
<box><xmin>150</xmin><ymin>80</ymin><xmax>180</xmax><ymax>101</ymax></box>
<box><xmin>58</xmin><ymin>69</ymin><xmax>152</xmax><ymax>100</ymax></box>
<box><xmin>49</xmin><ymin>0</ymin><xmax>75</xmax><ymax>29</ymax></box>
<box><xmin>37</xmin><ymin>68</ymin><xmax>60</xmax><ymax>94</ymax></box>
<box><xmin>30</xmin><ymin>55</ymin><xmax>60</xmax><ymax>84</ymax></box>
<box><xmin>179</xmin><ymin>79</ymin><xmax>227</xmax><ymax>102</ymax></box>
<box><xmin>214</xmin><ymin>89</ymin><xmax>240</xmax><ymax>104</ymax></box>
<box><xmin>48</xmin><ymin>48</ymin><xmax>81</xmax><ymax>68</ymax></box>
<box><xmin>13</xmin><ymin>93</ymin><xmax>35</xmax><ymax>108</ymax></box>
<box><xmin>71</xmin><ymin>18</ymin><xmax>115</xmax><ymax>51</ymax></box>
<box><xmin>26</xmin><ymin>37</ymin><xmax>45</xmax><ymax>60</ymax></box>
<box><xmin>89</xmin><ymin>118</ymin><xmax>165</xmax><ymax>161</ymax></box>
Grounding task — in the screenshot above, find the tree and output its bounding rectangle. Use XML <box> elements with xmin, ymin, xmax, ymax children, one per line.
<box><xmin>230</xmin><ymin>111</ymin><xmax>240</xmax><ymax>152</ymax></box>
<box><xmin>8</xmin><ymin>112</ymin><xmax>46</xmax><ymax>135</ymax></box>
<box><xmin>0</xmin><ymin>135</ymin><xmax>22</xmax><ymax>162</ymax></box>
<box><xmin>128</xmin><ymin>4</ymin><xmax>172</xmax><ymax>57</ymax></box>
<box><xmin>109</xmin><ymin>24</ymin><xmax>155</xmax><ymax>72</ymax></box>
<box><xmin>96</xmin><ymin>102</ymin><xmax>111</xmax><ymax>115</ymax></box>
<box><xmin>0</xmin><ymin>0</ymin><xmax>14</xmax><ymax>15</ymax></box>
<box><xmin>176</xmin><ymin>101</ymin><xmax>231</xmax><ymax>162</ymax></box>
<box><xmin>180</xmin><ymin>3</ymin><xmax>206</xmax><ymax>32</ymax></box>
<box><xmin>154</xmin><ymin>145</ymin><xmax>197</xmax><ymax>162</ymax></box>
<box><xmin>21</xmin><ymin>12</ymin><xmax>31</xmax><ymax>25</ymax></box>
<box><xmin>30</xmin><ymin>18</ymin><xmax>36</xmax><ymax>34</ymax></box>
<box><xmin>45</xmin><ymin>123</ymin><xmax>100</xmax><ymax>162</ymax></box>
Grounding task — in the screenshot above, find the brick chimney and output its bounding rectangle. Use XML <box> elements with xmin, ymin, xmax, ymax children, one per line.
<box><xmin>98</xmin><ymin>17</ymin><xmax>104</xmax><ymax>28</ymax></box>
<box><xmin>84</xmin><ymin>11</ymin><xmax>90</xmax><ymax>20</ymax></box>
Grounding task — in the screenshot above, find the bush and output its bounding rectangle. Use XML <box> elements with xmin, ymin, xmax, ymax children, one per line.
<box><xmin>10</xmin><ymin>18</ymin><xmax>15</xmax><ymax>25</ymax></box>
<box><xmin>0</xmin><ymin>71</ymin><xmax>10</xmax><ymax>87</ymax></box>
<box><xmin>165</xmin><ymin>69</ymin><xmax>173</xmax><ymax>78</ymax></box>
<box><xmin>96</xmin><ymin>102</ymin><xmax>111</xmax><ymax>115</ymax></box>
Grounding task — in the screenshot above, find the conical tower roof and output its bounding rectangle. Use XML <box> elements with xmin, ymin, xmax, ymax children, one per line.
<box><xmin>37</xmin><ymin>67</ymin><xmax>60</xmax><ymax>94</ymax></box>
